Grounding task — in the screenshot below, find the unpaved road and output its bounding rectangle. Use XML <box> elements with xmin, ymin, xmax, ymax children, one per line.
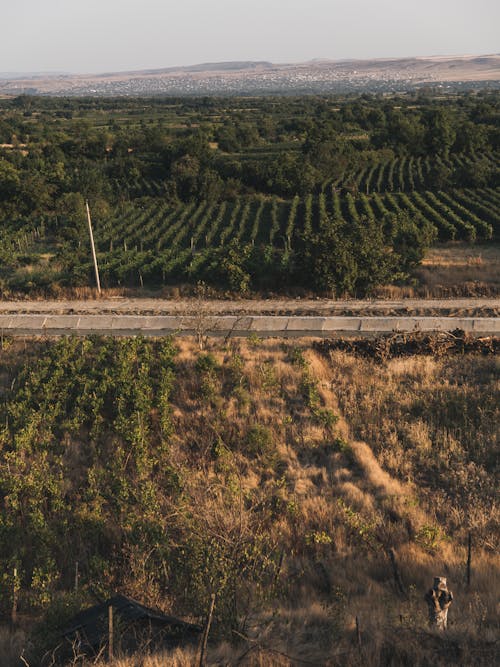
<box><xmin>0</xmin><ymin>297</ymin><xmax>498</xmax><ymax>317</ymax></box>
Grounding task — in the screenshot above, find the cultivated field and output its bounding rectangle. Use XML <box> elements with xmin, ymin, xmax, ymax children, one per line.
<box><xmin>1</xmin><ymin>94</ymin><xmax>499</xmax><ymax>298</ymax></box>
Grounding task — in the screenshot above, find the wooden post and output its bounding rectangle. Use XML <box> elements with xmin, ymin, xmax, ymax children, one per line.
<box><xmin>355</xmin><ymin>615</ymin><xmax>362</xmax><ymax>653</ymax></box>
<box><xmin>11</xmin><ymin>567</ymin><xmax>18</xmax><ymax>627</ymax></box>
<box><xmin>199</xmin><ymin>593</ymin><xmax>216</xmax><ymax>667</ymax></box>
<box><xmin>272</xmin><ymin>549</ymin><xmax>285</xmax><ymax>590</ymax></box>
<box><xmin>85</xmin><ymin>200</ymin><xmax>101</xmax><ymax>294</ymax></box>
<box><xmin>74</xmin><ymin>561</ymin><xmax>79</xmax><ymax>593</ymax></box>
<box><xmin>466</xmin><ymin>531</ymin><xmax>472</xmax><ymax>588</ymax></box>
<box><xmin>388</xmin><ymin>548</ymin><xmax>406</xmax><ymax>597</ymax></box>
<box><xmin>108</xmin><ymin>604</ymin><xmax>114</xmax><ymax>662</ymax></box>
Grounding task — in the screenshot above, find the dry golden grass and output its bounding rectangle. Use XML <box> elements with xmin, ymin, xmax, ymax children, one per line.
<box><xmin>422</xmin><ymin>243</ymin><xmax>500</xmax><ymax>267</ymax></box>
<box><xmin>0</xmin><ymin>337</ymin><xmax>498</xmax><ymax>666</ymax></box>
<box><xmin>127</xmin><ymin>340</ymin><xmax>498</xmax><ymax>664</ymax></box>
<box><xmin>374</xmin><ymin>242</ymin><xmax>500</xmax><ymax>297</ymax></box>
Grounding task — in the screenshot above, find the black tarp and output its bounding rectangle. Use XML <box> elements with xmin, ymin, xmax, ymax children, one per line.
<box><xmin>62</xmin><ymin>594</ymin><xmax>202</xmax><ymax>658</ymax></box>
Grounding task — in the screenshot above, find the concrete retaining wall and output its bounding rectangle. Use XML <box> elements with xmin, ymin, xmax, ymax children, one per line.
<box><xmin>0</xmin><ymin>315</ymin><xmax>498</xmax><ymax>337</ymax></box>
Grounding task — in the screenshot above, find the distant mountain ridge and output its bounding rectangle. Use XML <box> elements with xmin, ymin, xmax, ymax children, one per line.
<box><xmin>95</xmin><ymin>61</ymin><xmax>275</xmax><ymax>78</ymax></box>
<box><xmin>0</xmin><ymin>71</ymin><xmax>69</xmax><ymax>80</ymax></box>
<box><xmin>1</xmin><ymin>55</ymin><xmax>499</xmax><ymax>96</ymax></box>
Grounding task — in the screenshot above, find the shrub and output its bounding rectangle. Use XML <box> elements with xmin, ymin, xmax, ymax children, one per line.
<box><xmin>195</xmin><ymin>352</ymin><xmax>219</xmax><ymax>373</ymax></box>
<box><xmin>244</xmin><ymin>425</ymin><xmax>274</xmax><ymax>460</ymax></box>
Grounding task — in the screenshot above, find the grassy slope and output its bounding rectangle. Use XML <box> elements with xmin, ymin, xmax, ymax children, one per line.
<box><xmin>0</xmin><ymin>336</ymin><xmax>498</xmax><ymax>666</ymax></box>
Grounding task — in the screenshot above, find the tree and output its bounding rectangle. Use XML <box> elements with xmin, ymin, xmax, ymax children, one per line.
<box><xmin>424</xmin><ymin>109</ymin><xmax>456</xmax><ymax>157</ymax></box>
<box><xmin>0</xmin><ymin>158</ymin><xmax>20</xmax><ymax>200</ymax></box>
<box><xmin>170</xmin><ymin>155</ymin><xmax>200</xmax><ymax>201</ymax></box>
<box><xmin>299</xmin><ymin>216</ymin><xmax>358</xmax><ymax>295</ymax></box>
<box><xmin>55</xmin><ymin>192</ymin><xmax>86</xmax><ymax>241</ymax></box>
<box><xmin>455</xmin><ymin>159</ymin><xmax>496</xmax><ymax>188</ymax></box>
<box><xmin>299</xmin><ymin>210</ymin><xmax>433</xmax><ymax>296</ymax></box>
<box><xmin>197</xmin><ymin>169</ymin><xmax>224</xmax><ymax>203</ymax></box>
<box><xmin>429</xmin><ymin>161</ymin><xmax>453</xmax><ymax>190</ymax></box>
<box><xmin>386</xmin><ymin>211</ymin><xmax>437</xmax><ymax>275</ymax></box>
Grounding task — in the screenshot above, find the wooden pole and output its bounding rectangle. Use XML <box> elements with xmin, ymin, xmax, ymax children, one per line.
<box><xmin>272</xmin><ymin>549</ymin><xmax>285</xmax><ymax>590</ymax></box>
<box><xmin>85</xmin><ymin>200</ymin><xmax>102</xmax><ymax>294</ymax></box>
<box><xmin>11</xmin><ymin>567</ymin><xmax>18</xmax><ymax>627</ymax></box>
<box><xmin>466</xmin><ymin>531</ymin><xmax>472</xmax><ymax>588</ymax></box>
<box><xmin>74</xmin><ymin>561</ymin><xmax>79</xmax><ymax>593</ymax></box>
<box><xmin>388</xmin><ymin>548</ymin><xmax>407</xmax><ymax>598</ymax></box>
<box><xmin>355</xmin><ymin>615</ymin><xmax>362</xmax><ymax>653</ymax></box>
<box><xmin>108</xmin><ymin>604</ymin><xmax>114</xmax><ymax>662</ymax></box>
<box><xmin>199</xmin><ymin>593</ymin><xmax>216</xmax><ymax>667</ymax></box>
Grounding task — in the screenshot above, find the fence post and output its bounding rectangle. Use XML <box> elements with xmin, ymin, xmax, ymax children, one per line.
<box><xmin>11</xmin><ymin>567</ymin><xmax>18</xmax><ymax>627</ymax></box>
<box><xmin>355</xmin><ymin>615</ymin><xmax>362</xmax><ymax>653</ymax></box>
<box><xmin>108</xmin><ymin>604</ymin><xmax>114</xmax><ymax>662</ymax></box>
<box><xmin>466</xmin><ymin>532</ymin><xmax>472</xmax><ymax>588</ymax></box>
<box><xmin>199</xmin><ymin>593</ymin><xmax>216</xmax><ymax>667</ymax></box>
<box><xmin>388</xmin><ymin>548</ymin><xmax>407</xmax><ymax>598</ymax></box>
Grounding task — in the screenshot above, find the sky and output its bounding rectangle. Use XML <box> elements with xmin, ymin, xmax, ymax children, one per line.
<box><xmin>2</xmin><ymin>0</ymin><xmax>499</xmax><ymax>73</ymax></box>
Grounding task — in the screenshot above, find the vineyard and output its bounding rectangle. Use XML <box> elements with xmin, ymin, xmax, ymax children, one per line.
<box><xmin>114</xmin><ymin>150</ymin><xmax>500</xmax><ymax>200</ymax></box>
<box><xmin>1</xmin><ymin>93</ymin><xmax>499</xmax><ymax>295</ymax></box>
<box><xmin>322</xmin><ymin>150</ymin><xmax>500</xmax><ymax>194</ymax></box>
<box><xmin>72</xmin><ymin>184</ymin><xmax>499</xmax><ymax>289</ymax></box>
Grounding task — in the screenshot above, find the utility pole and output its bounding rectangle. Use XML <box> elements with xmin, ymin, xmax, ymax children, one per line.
<box><xmin>85</xmin><ymin>200</ymin><xmax>102</xmax><ymax>294</ymax></box>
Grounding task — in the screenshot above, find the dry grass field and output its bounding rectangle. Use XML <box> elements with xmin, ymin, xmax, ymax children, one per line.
<box><xmin>0</xmin><ymin>336</ymin><xmax>497</xmax><ymax>666</ymax></box>
<box><xmin>415</xmin><ymin>243</ymin><xmax>500</xmax><ymax>294</ymax></box>
<box><xmin>380</xmin><ymin>243</ymin><xmax>500</xmax><ymax>298</ymax></box>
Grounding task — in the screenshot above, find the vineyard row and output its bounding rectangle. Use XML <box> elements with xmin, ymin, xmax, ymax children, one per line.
<box><xmin>323</xmin><ymin>151</ymin><xmax>500</xmax><ymax>194</ymax></box>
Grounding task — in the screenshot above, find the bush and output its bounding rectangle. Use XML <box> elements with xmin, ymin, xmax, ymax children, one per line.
<box><xmin>244</xmin><ymin>425</ymin><xmax>274</xmax><ymax>460</ymax></box>
<box><xmin>195</xmin><ymin>352</ymin><xmax>219</xmax><ymax>373</ymax></box>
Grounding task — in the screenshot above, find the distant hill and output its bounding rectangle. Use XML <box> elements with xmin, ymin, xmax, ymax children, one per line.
<box><xmin>96</xmin><ymin>61</ymin><xmax>275</xmax><ymax>77</ymax></box>
<box><xmin>1</xmin><ymin>55</ymin><xmax>499</xmax><ymax>96</ymax></box>
<box><xmin>174</xmin><ymin>60</ymin><xmax>274</xmax><ymax>72</ymax></box>
<box><xmin>0</xmin><ymin>71</ymin><xmax>69</xmax><ymax>80</ymax></box>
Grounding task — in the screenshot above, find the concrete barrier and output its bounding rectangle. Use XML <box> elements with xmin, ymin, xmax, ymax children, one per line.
<box><xmin>358</xmin><ymin>317</ymin><xmax>476</xmax><ymax>332</ymax></box>
<box><xmin>249</xmin><ymin>317</ymin><xmax>291</xmax><ymax>332</ymax></box>
<box><xmin>322</xmin><ymin>318</ymin><xmax>362</xmax><ymax>332</ymax></box>
<box><xmin>473</xmin><ymin>318</ymin><xmax>500</xmax><ymax>333</ymax></box>
<box><xmin>76</xmin><ymin>316</ymin><xmax>114</xmax><ymax>331</ymax></box>
<box><xmin>43</xmin><ymin>315</ymin><xmax>81</xmax><ymax>330</ymax></box>
<box><xmin>286</xmin><ymin>317</ymin><xmax>328</xmax><ymax>332</ymax></box>
<box><xmin>0</xmin><ymin>314</ymin><xmax>498</xmax><ymax>337</ymax></box>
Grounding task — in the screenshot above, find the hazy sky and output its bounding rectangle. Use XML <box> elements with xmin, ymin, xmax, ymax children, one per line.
<box><xmin>2</xmin><ymin>0</ymin><xmax>499</xmax><ymax>73</ymax></box>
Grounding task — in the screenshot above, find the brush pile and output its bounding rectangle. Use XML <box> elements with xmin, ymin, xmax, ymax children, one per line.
<box><xmin>314</xmin><ymin>330</ymin><xmax>499</xmax><ymax>360</ymax></box>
